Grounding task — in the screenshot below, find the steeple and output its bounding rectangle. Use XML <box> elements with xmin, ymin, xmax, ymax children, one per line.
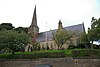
<box><xmin>28</xmin><ymin>5</ymin><xmax>39</xmax><ymax>35</ymax></box>
<box><xmin>31</xmin><ymin>5</ymin><xmax>37</xmax><ymax>26</ymax></box>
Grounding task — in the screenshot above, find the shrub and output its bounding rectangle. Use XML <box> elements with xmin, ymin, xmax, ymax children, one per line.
<box><xmin>0</xmin><ymin>51</ymin><xmax>66</xmax><ymax>59</ymax></box>
<box><xmin>72</xmin><ymin>49</ymin><xmax>100</xmax><ymax>58</ymax></box>
<box><xmin>77</xmin><ymin>43</ymin><xmax>86</xmax><ymax>49</ymax></box>
<box><xmin>68</xmin><ymin>45</ymin><xmax>77</xmax><ymax>49</ymax></box>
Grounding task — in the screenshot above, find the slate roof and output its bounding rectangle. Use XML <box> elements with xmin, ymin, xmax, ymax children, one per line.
<box><xmin>36</xmin><ymin>23</ymin><xmax>85</xmax><ymax>42</ymax></box>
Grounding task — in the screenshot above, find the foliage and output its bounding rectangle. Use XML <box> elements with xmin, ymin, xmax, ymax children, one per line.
<box><xmin>0</xmin><ymin>30</ymin><xmax>29</xmax><ymax>54</ymax></box>
<box><xmin>0</xmin><ymin>49</ymin><xmax>100</xmax><ymax>59</ymax></box>
<box><xmin>16</xmin><ymin>32</ymin><xmax>30</xmax><ymax>52</ymax></box>
<box><xmin>15</xmin><ymin>27</ymin><xmax>28</xmax><ymax>33</ymax></box>
<box><xmin>87</xmin><ymin>17</ymin><xmax>100</xmax><ymax>49</ymax></box>
<box><xmin>0</xmin><ymin>51</ymin><xmax>66</xmax><ymax>59</ymax></box>
<box><xmin>52</xmin><ymin>30</ymin><xmax>74</xmax><ymax>49</ymax></box>
<box><xmin>68</xmin><ymin>45</ymin><xmax>77</xmax><ymax>49</ymax></box>
<box><xmin>32</xmin><ymin>42</ymin><xmax>41</xmax><ymax>51</ymax></box>
<box><xmin>0</xmin><ymin>23</ymin><xmax>15</xmax><ymax>30</ymax></box>
<box><xmin>72</xmin><ymin>49</ymin><xmax>100</xmax><ymax>58</ymax></box>
<box><xmin>77</xmin><ymin>33</ymin><xmax>90</xmax><ymax>49</ymax></box>
<box><xmin>76</xmin><ymin>43</ymin><xmax>86</xmax><ymax>49</ymax></box>
<box><xmin>91</xmin><ymin>17</ymin><xmax>100</xmax><ymax>29</ymax></box>
<box><xmin>64</xmin><ymin>49</ymin><xmax>73</xmax><ymax>57</ymax></box>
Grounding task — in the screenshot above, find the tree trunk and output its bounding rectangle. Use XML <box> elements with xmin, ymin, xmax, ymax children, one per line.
<box><xmin>59</xmin><ymin>45</ymin><xmax>63</xmax><ymax>50</ymax></box>
<box><xmin>58</xmin><ymin>45</ymin><xmax>60</xmax><ymax>50</ymax></box>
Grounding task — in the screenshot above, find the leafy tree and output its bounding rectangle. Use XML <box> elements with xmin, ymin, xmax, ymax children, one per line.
<box><xmin>88</xmin><ymin>28</ymin><xmax>97</xmax><ymax>49</ymax></box>
<box><xmin>0</xmin><ymin>30</ymin><xmax>8</xmax><ymax>51</ymax></box>
<box><xmin>87</xmin><ymin>17</ymin><xmax>100</xmax><ymax>49</ymax></box>
<box><xmin>52</xmin><ymin>30</ymin><xmax>73</xmax><ymax>50</ymax></box>
<box><xmin>0</xmin><ymin>30</ymin><xmax>17</xmax><ymax>54</ymax></box>
<box><xmin>91</xmin><ymin>17</ymin><xmax>100</xmax><ymax>29</ymax></box>
<box><xmin>15</xmin><ymin>27</ymin><xmax>28</xmax><ymax>33</ymax></box>
<box><xmin>16</xmin><ymin>32</ymin><xmax>30</xmax><ymax>52</ymax></box>
<box><xmin>0</xmin><ymin>23</ymin><xmax>15</xmax><ymax>30</ymax></box>
<box><xmin>32</xmin><ymin>42</ymin><xmax>40</xmax><ymax>51</ymax></box>
<box><xmin>0</xmin><ymin>30</ymin><xmax>29</xmax><ymax>54</ymax></box>
<box><xmin>77</xmin><ymin>33</ymin><xmax>90</xmax><ymax>49</ymax></box>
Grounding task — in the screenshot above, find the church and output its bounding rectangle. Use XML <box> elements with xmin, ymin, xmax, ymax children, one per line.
<box><xmin>26</xmin><ymin>6</ymin><xmax>85</xmax><ymax>51</ymax></box>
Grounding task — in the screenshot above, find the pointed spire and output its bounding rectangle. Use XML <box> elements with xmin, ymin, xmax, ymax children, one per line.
<box><xmin>31</xmin><ymin>5</ymin><xmax>37</xmax><ymax>26</ymax></box>
<box><xmin>34</xmin><ymin>5</ymin><xmax>36</xmax><ymax>18</ymax></box>
<box><xmin>28</xmin><ymin>5</ymin><xmax>39</xmax><ymax>34</ymax></box>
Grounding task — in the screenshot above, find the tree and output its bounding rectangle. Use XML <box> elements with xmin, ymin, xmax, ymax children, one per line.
<box><xmin>0</xmin><ymin>23</ymin><xmax>15</xmax><ymax>30</ymax></box>
<box><xmin>0</xmin><ymin>30</ymin><xmax>29</xmax><ymax>54</ymax></box>
<box><xmin>52</xmin><ymin>30</ymin><xmax>73</xmax><ymax>50</ymax></box>
<box><xmin>0</xmin><ymin>30</ymin><xmax>17</xmax><ymax>54</ymax></box>
<box><xmin>32</xmin><ymin>42</ymin><xmax>40</xmax><ymax>51</ymax></box>
<box><xmin>15</xmin><ymin>27</ymin><xmax>28</xmax><ymax>33</ymax></box>
<box><xmin>77</xmin><ymin>33</ymin><xmax>90</xmax><ymax>49</ymax></box>
<box><xmin>88</xmin><ymin>28</ymin><xmax>97</xmax><ymax>49</ymax></box>
<box><xmin>16</xmin><ymin>32</ymin><xmax>30</xmax><ymax>52</ymax></box>
<box><xmin>0</xmin><ymin>30</ymin><xmax>8</xmax><ymax>51</ymax></box>
<box><xmin>87</xmin><ymin>17</ymin><xmax>100</xmax><ymax>49</ymax></box>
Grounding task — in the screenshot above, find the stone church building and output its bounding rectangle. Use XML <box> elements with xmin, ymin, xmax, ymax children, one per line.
<box><xmin>26</xmin><ymin>6</ymin><xmax>85</xmax><ymax>51</ymax></box>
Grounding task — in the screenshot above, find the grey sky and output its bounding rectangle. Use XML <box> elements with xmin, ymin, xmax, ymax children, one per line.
<box><xmin>0</xmin><ymin>0</ymin><xmax>100</xmax><ymax>32</ymax></box>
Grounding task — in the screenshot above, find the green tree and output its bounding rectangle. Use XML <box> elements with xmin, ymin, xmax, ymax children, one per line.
<box><xmin>88</xmin><ymin>28</ymin><xmax>97</xmax><ymax>49</ymax></box>
<box><xmin>0</xmin><ymin>30</ymin><xmax>17</xmax><ymax>54</ymax></box>
<box><xmin>16</xmin><ymin>32</ymin><xmax>30</xmax><ymax>52</ymax></box>
<box><xmin>15</xmin><ymin>27</ymin><xmax>28</xmax><ymax>33</ymax></box>
<box><xmin>0</xmin><ymin>23</ymin><xmax>15</xmax><ymax>30</ymax></box>
<box><xmin>87</xmin><ymin>17</ymin><xmax>100</xmax><ymax>49</ymax></box>
<box><xmin>0</xmin><ymin>30</ymin><xmax>8</xmax><ymax>51</ymax></box>
<box><xmin>0</xmin><ymin>30</ymin><xmax>29</xmax><ymax>54</ymax></box>
<box><xmin>78</xmin><ymin>33</ymin><xmax>90</xmax><ymax>48</ymax></box>
<box><xmin>52</xmin><ymin>30</ymin><xmax>73</xmax><ymax>50</ymax></box>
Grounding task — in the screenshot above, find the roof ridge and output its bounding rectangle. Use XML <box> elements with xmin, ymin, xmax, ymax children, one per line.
<box><xmin>39</xmin><ymin>23</ymin><xmax>84</xmax><ymax>33</ymax></box>
<box><xmin>63</xmin><ymin>23</ymin><xmax>83</xmax><ymax>28</ymax></box>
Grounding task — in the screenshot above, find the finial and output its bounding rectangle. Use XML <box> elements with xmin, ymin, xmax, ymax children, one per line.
<box><xmin>59</xmin><ymin>19</ymin><xmax>62</xmax><ymax>24</ymax></box>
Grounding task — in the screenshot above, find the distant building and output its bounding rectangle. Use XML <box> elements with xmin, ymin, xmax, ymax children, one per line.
<box><xmin>25</xmin><ymin>6</ymin><xmax>85</xmax><ymax>51</ymax></box>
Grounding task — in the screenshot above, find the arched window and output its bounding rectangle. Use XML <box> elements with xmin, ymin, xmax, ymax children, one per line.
<box><xmin>42</xmin><ymin>44</ymin><xmax>45</xmax><ymax>49</ymax></box>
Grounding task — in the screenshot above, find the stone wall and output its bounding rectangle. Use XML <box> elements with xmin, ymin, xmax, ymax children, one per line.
<box><xmin>0</xmin><ymin>58</ymin><xmax>100</xmax><ymax>67</ymax></box>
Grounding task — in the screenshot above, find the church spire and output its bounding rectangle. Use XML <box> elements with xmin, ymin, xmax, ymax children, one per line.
<box><xmin>31</xmin><ymin>5</ymin><xmax>37</xmax><ymax>26</ymax></box>
<box><xmin>28</xmin><ymin>5</ymin><xmax>39</xmax><ymax>35</ymax></box>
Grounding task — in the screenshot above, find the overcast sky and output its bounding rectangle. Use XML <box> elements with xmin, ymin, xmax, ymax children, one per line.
<box><xmin>0</xmin><ymin>0</ymin><xmax>100</xmax><ymax>32</ymax></box>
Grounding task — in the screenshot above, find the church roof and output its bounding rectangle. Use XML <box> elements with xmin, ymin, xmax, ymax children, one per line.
<box><xmin>36</xmin><ymin>23</ymin><xmax>85</xmax><ymax>42</ymax></box>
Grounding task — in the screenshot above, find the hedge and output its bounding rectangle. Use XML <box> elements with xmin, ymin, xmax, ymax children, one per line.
<box><xmin>0</xmin><ymin>49</ymin><xmax>100</xmax><ymax>59</ymax></box>
<box><xmin>0</xmin><ymin>51</ymin><xmax>66</xmax><ymax>59</ymax></box>
<box><xmin>72</xmin><ymin>49</ymin><xmax>100</xmax><ymax>58</ymax></box>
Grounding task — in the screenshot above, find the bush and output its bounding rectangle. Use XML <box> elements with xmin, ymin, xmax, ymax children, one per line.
<box><xmin>72</xmin><ymin>49</ymin><xmax>100</xmax><ymax>58</ymax></box>
<box><xmin>77</xmin><ymin>43</ymin><xmax>86</xmax><ymax>49</ymax></box>
<box><xmin>68</xmin><ymin>45</ymin><xmax>77</xmax><ymax>49</ymax></box>
<box><xmin>0</xmin><ymin>51</ymin><xmax>66</xmax><ymax>59</ymax></box>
